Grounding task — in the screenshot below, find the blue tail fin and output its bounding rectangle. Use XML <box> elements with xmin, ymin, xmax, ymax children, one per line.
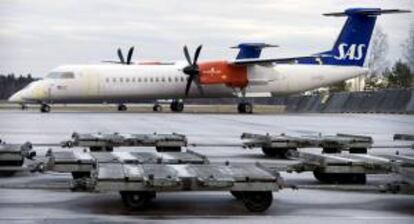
<box><xmin>231</xmin><ymin>43</ymin><xmax>278</xmax><ymax>59</ymax></box>
<box><xmin>297</xmin><ymin>8</ymin><xmax>410</xmax><ymax>66</ymax></box>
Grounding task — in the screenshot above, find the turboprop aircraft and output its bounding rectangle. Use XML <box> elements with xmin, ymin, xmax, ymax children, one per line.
<box><xmin>8</xmin><ymin>8</ymin><xmax>410</xmax><ymax>113</ymax></box>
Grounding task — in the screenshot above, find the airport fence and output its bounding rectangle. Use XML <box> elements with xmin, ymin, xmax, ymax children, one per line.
<box><xmin>184</xmin><ymin>88</ymin><xmax>414</xmax><ymax>114</ymax></box>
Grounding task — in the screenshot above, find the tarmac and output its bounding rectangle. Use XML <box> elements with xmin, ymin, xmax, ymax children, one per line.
<box><xmin>0</xmin><ymin>107</ymin><xmax>413</xmax><ymax>223</ymax></box>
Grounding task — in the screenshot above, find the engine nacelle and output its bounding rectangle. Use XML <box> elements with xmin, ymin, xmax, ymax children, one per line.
<box><xmin>199</xmin><ymin>61</ymin><xmax>248</xmax><ymax>88</ymax></box>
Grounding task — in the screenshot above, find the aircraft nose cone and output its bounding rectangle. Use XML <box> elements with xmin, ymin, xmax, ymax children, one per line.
<box><xmin>8</xmin><ymin>91</ymin><xmax>23</xmax><ymax>103</ymax></box>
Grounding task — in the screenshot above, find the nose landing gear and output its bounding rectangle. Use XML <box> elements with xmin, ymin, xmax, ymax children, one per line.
<box><xmin>118</xmin><ymin>104</ymin><xmax>127</xmax><ymax>112</ymax></box>
<box><xmin>40</xmin><ymin>104</ymin><xmax>51</xmax><ymax>113</ymax></box>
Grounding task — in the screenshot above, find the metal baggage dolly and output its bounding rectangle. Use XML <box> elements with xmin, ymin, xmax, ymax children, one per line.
<box><xmin>62</xmin><ymin>132</ymin><xmax>187</xmax><ymax>152</ymax></box>
<box><xmin>242</xmin><ymin>133</ymin><xmax>373</xmax><ymax>158</ymax></box>
<box><xmin>287</xmin><ymin>151</ymin><xmax>414</xmax><ymax>185</ymax></box>
<box><xmin>46</xmin><ymin>149</ymin><xmax>284</xmax><ymax>212</ymax></box>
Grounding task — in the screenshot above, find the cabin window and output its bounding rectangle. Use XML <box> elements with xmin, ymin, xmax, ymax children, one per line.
<box><xmin>181</xmin><ymin>77</ymin><xmax>185</xmax><ymax>82</ymax></box>
<box><xmin>120</xmin><ymin>77</ymin><xmax>123</xmax><ymax>82</ymax></box>
<box><xmin>132</xmin><ymin>77</ymin><xmax>136</xmax><ymax>82</ymax></box>
<box><xmin>46</xmin><ymin>71</ymin><xmax>75</xmax><ymax>79</ymax></box>
<box><xmin>161</xmin><ymin>77</ymin><xmax>165</xmax><ymax>82</ymax></box>
<box><xmin>155</xmin><ymin>77</ymin><xmax>159</xmax><ymax>82</ymax></box>
<box><xmin>174</xmin><ymin>77</ymin><xmax>178</xmax><ymax>82</ymax></box>
<box><xmin>126</xmin><ymin>78</ymin><xmax>130</xmax><ymax>82</ymax></box>
<box><xmin>106</xmin><ymin>78</ymin><xmax>109</xmax><ymax>83</ymax></box>
<box><xmin>144</xmin><ymin>77</ymin><xmax>148</xmax><ymax>82</ymax></box>
<box><xmin>138</xmin><ymin>78</ymin><xmax>141</xmax><ymax>82</ymax></box>
<box><xmin>150</xmin><ymin>78</ymin><xmax>154</xmax><ymax>82</ymax></box>
<box><xmin>112</xmin><ymin>78</ymin><xmax>116</xmax><ymax>83</ymax></box>
<box><xmin>168</xmin><ymin>77</ymin><xmax>172</xmax><ymax>82</ymax></box>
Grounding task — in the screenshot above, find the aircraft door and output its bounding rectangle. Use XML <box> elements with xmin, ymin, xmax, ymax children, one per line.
<box><xmin>80</xmin><ymin>69</ymin><xmax>99</xmax><ymax>98</ymax></box>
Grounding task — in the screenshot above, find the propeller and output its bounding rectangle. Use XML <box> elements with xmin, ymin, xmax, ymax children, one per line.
<box><xmin>117</xmin><ymin>47</ymin><xmax>135</xmax><ymax>65</ymax></box>
<box><xmin>182</xmin><ymin>45</ymin><xmax>203</xmax><ymax>96</ymax></box>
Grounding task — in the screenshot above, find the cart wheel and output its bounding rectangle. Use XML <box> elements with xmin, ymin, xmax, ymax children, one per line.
<box><xmin>262</xmin><ymin>147</ymin><xmax>295</xmax><ymax>158</ymax></box>
<box><xmin>120</xmin><ymin>191</ymin><xmax>153</xmax><ymax>209</ymax></box>
<box><xmin>349</xmin><ymin>147</ymin><xmax>367</xmax><ymax>154</ymax></box>
<box><xmin>322</xmin><ymin>147</ymin><xmax>341</xmax><ymax>154</ymax></box>
<box><xmin>262</xmin><ymin>147</ymin><xmax>277</xmax><ymax>157</ymax></box>
<box><xmin>241</xmin><ymin>191</ymin><xmax>273</xmax><ymax>212</ymax></box>
<box><xmin>230</xmin><ymin>191</ymin><xmax>244</xmax><ymax>200</ymax></box>
<box><xmin>71</xmin><ymin>172</ymin><xmax>90</xmax><ymax>179</ymax></box>
<box><xmin>156</xmin><ymin>146</ymin><xmax>181</xmax><ymax>152</ymax></box>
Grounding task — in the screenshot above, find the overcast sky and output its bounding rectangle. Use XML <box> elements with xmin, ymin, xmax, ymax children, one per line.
<box><xmin>0</xmin><ymin>0</ymin><xmax>413</xmax><ymax>77</ymax></box>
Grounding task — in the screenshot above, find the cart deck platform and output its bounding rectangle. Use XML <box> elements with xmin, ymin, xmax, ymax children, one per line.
<box><xmin>242</xmin><ymin>133</ymin><xmax>373</xmax><ymax>158</ymax></box>
<box><xmin>62</xmin><ymin>132</ymin><xmax>187</xmax><ymax>152</ymax></box>
<box><xmin>288</xmin><ymin>151</ymin><xmax>414</xmax><ymax>189</ymax></box>
<box><xmin>48</xmin><ymin>150</ymin><xmax>208</xmax><ymax>174</ymax></box>
<box><xmin>45</xmin><ymin>149</ymin><xmax>283</xmax><ymax>212</ymax></box>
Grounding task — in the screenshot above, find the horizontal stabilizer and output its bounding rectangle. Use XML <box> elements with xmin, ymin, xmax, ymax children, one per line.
<box><xmin>323</xmin><ymin>8</ymin><xmax>411</xmax><ymax>17</ymax></box>
<box><xmin>231</xmin><ymin>43</ymin><xmax>279</xmax><ymax>60</ymax></box>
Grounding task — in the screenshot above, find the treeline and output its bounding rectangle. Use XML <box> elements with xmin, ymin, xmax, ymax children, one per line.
<box><xmin>0</xmin><ymin>74</ymin><xmax>37</xmax><ymax>100</ymax></box>
<box><xmin>365</xmin><ymin>60</ymin><xmax>413</xmax><ymax>90</ymax></box>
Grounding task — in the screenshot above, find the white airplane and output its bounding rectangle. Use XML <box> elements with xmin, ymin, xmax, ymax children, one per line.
<box><xmin>9</xmin><ymin>8</ymin><xmax>410</xmax><ymax>113</ymax></box>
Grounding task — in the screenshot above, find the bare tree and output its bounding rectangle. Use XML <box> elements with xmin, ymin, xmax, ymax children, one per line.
<box><xmin>367</xmin><ymin>26</ymin><xmax>389</xmax><ymax>78</ymax></box>
<box><xmin>364</xmin><ymin>26</ymin><xmax>389</xmax><ymax>90</ymax></box>
<box><xmin>403</xmin><ymin>23</ymin><xmax>414</xmax><ymax>72</ymax></box>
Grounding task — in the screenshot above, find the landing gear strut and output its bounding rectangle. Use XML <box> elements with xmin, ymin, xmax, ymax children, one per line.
<box><xmin>170</xmin><ymin>100</ymin><xmax>184</xmax><ymax>113</ymax></box>
<box><xmin>238</xmin><ymin>102</ymin><xmax>253</xmax><ymax>114</ymax></box>
<box><xmin>20</xmin><ymin>104</ymin><xmax>27</xmax><ymax>110</ymax></box>
<box><xmin>40</xmin><ymin>104</ymin><xmax>51</xmax><ymax>113</ymax></box>
<box><xmin>118</xmin><ymin>104</ymin><xmax>127</xmax><ymax>111</ymax></box>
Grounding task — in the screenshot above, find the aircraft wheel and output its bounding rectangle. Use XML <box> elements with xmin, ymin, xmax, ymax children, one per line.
<box><xmin>118</xmin><ymin>104</ymin><xmax>127</xmax><ymax>111</ymax></box>
<box><xmin>120</xmin><ymin>191</ymin><xmax>154</xmax><ymax>209</ymax></box>
<box><xmin>40</xmin><ymin>104</ymin><xmax>51</xmax><ymax>113</ymax></box>
<box><xmin>241</xmin><ymin>191</ymin><xmax>273</xmax><ymax>212</ymax></box>
<box><xmin>170</xmin><ymin>101</ymin><xmax>184</xmax><ymax>112</ymax></box>
<box><xmin>238</xmin><ymin>102</ymin><xmax>253</xmax><ymax>114</ymax></box>
<box><xmin>153</xmin><ymin>104</ymin><xmax>162</xmax><ymax>112</ymax></box>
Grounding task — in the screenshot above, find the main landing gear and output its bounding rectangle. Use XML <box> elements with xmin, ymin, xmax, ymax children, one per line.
<box><xmin>237</xmin><ymin>102</ymin><xmax>253</xmax><ymax>114</ymax></box>
<box><xmin>40</xmin><ymin>104</ymin><xmax>51</xmax><ymax>113</ymax></box>
<box><xmin>170</xmin><ymin>100</ymin><xmax>184</xmax><ymax>113</ymax></box>
<box><xmin>152</xmin><ymin>104</ymin><xmax>162</xmax><ymax>112</ymax></box>
<box><xmin>118</xmin><ymin>104</ymin><xmax>127</xmax><ymax>112</ymax></box>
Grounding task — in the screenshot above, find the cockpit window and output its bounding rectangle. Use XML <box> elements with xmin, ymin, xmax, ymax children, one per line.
<box><xmin>46</xmin><ymin>72</ymin><xmax>75</xmax><ymax>79</ymax></box>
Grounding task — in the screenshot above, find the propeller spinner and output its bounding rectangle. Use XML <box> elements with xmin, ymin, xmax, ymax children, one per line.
<box><xmin>182</xmin><ymin>45</ymin><xmax>204</xmax><ymax>96</ymax></box>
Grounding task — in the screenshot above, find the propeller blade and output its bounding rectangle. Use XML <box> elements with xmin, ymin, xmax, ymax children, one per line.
<box><xmin>183</xmin><ymin>46</ymin><xmax>192</xmax><ymax>65</ymax></box>
<box><xmin>193</xmin><ymin>45</ymin><xmax>202</xmax><ymax>65</ymax></box>
<box><xmin>185</xmin><ymin>75</ymin><xmax>194</xmax><ymax>96</ymax></box>
<box><xmin>117</xmin><ymin>48</ymin><xmax>125</xmax><ymax>64</ymax></box>
<box><xmin>126</xmin><ymin>47</ymin><xmax>134</xmax><ymax>65</ymax></box>
<box><xmin>195</xmin><ymin>78</ymin><xmax>204</xmax><ymax>95</ymax></box>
